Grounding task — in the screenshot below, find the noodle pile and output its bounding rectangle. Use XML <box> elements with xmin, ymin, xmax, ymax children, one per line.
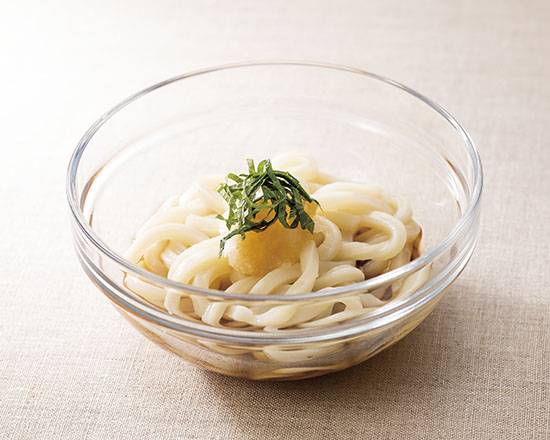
<box><xmin>124</xmin><ymin>153</ymin><xmax>430</xmax><ymax>331</ymax></box>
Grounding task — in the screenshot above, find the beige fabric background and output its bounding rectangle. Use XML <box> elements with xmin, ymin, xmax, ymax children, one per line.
<box><xmin>1</xmin><ymin>1</ymin><xmax>549</xmax><ymax>439</ymax></box>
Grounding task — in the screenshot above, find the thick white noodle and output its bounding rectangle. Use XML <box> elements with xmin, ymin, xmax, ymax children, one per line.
<box><xmin>124</xmin><ymin>153</ymin><xmax>431</xmax><ymax>337</ymax></box>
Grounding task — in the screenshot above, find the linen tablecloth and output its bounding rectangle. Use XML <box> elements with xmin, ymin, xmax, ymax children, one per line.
<box><xmin>2</xmin><ymin>1</ymin><xmax>549</xmax><ymax>438</ymax></box>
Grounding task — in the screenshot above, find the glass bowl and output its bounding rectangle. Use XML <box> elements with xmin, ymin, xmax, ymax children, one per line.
<box><xmin>67</xmin><ymin>61</ymin><xmax>482</xmax><ymax>380</ymax></box>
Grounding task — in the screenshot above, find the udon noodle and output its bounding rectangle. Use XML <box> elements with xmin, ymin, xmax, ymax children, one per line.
<box><xmin>124</xmin><ymin>153</ymin><xmax>430</xmax><ymax>334</ymax></box>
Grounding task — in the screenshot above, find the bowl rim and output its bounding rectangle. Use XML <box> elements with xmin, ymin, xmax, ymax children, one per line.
<box><xmin>67</xmin><ymin>61</ymin><xmax>483</xmax><ymax>327</ymax></box>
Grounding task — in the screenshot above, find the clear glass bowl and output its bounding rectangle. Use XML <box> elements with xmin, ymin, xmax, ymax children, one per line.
<box><xmin>67</xmin><ymin>61</ymin><xmax>482</xmax><ymax>380</ymax></box>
